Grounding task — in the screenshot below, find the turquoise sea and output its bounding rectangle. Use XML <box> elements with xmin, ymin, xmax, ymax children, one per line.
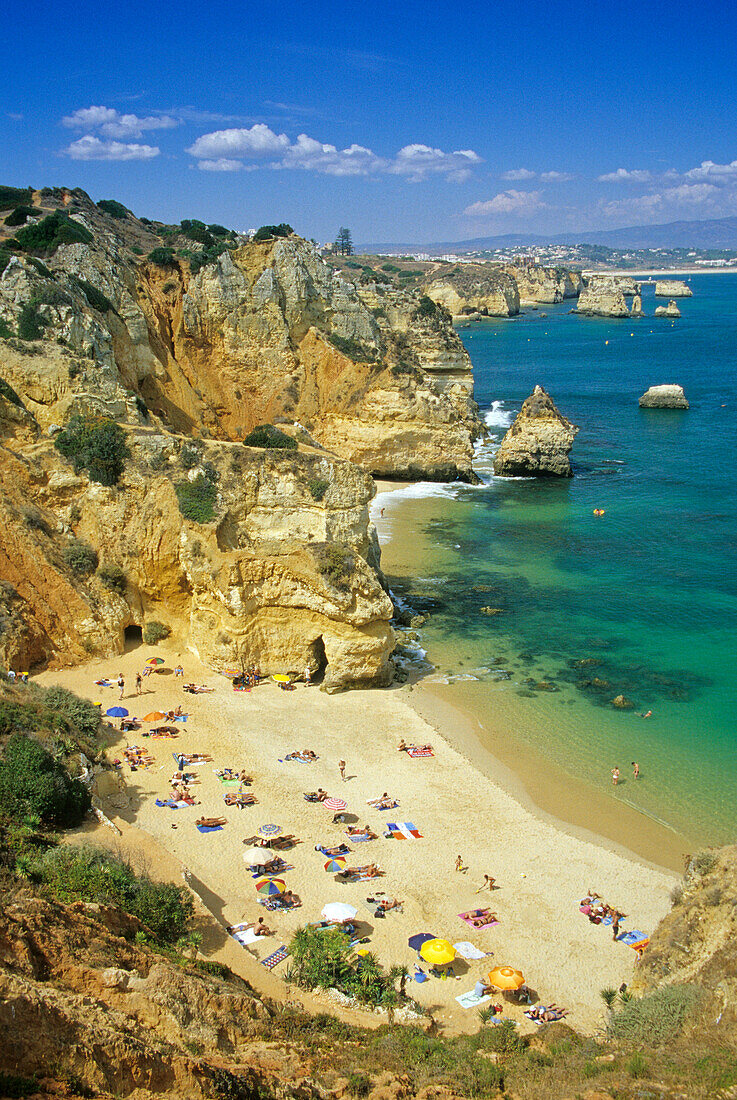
<box><xmin>382</xmin><ymin>274</ymin><xmax>736</xmax><ymax>846</ymax></box>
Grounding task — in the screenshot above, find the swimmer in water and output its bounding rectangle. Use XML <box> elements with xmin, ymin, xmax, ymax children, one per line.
<box><xmin>641</xmin><ymin>710</ymin><xmax>652</xmax><ymax>719</ymax></box>
<box><xmin>632</xmin><ymin>761</ymin><xmax>640</xmax><ymax>779</ymax></box>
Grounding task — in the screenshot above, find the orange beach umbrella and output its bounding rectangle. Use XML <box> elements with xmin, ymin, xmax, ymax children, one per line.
<box><xmin>488</xmin><ymin>966</ymin><xmax>525</xmax><ymax>991</ymax></box>
<box><xmin>143</xmin><ymin>711</ymin><xmax>166</xmax><ymax>722</ymax></box>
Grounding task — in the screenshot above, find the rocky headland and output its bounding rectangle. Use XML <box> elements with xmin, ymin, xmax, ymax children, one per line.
<box><xmin>493</xmin><ymin>385</ymin><xmax>579</xmax><ymax>477</ymax></box>
<box><xmin>639</xmin><ymin>384</ymin><xmax>689</xmax><ymax>409</ymax></box>
<box><xmin>422</xmin><ymin>263</ymin><xmax>520</xmax><ymax>318</ymax></box>
<box><xmin>655</xmin><ymin>279</ymin><xmax>693</xmax><ymax>297</ymax></box>
<box><xmin>0</xmin><ymin>186</ymin><xmax>489</xmax><ymax>677</ymax></box>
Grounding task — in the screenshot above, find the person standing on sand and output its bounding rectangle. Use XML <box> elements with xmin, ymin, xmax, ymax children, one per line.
<box><xmin>305</xmin><ymin>666</ymin><xmax>311</xmax><ymax>687</ymax></box>
<box><xmin>455</xmin><ymin>855</ymin><xmax>466</xmax><ymax>873</ymax></box>
<box><xmin>632</xmin><ymin>761</ymin><xmax>640</xmax><ymax>779</ymax></box>
<box><xmin>118</xmin><ymin>674</ymin><xmax>125</xmax><ymax>700</ymax></box>
<box><xmin>476</xmin><ymin>874</ymin><xmax>496</xmax><ymax>893</ymax></box>
<box><xmin>611</xmin><ymin>766</ymin><xmax>620</xmax><ymax>786</ymax></box>
<box><xmin>135</xmin><ymin>672</ymin><xmax>142</xmax><ymax>695</ymax></box>
<box><xmin>338</xmin><ymin>759</ymin><xmax>346</xmax><ymax>782</ymax></box>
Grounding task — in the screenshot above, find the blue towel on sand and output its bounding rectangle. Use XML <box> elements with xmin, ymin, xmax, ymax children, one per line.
<box><xmin>617</xmin><ymin>929</ymin><xmax>648</xmax><ymax>945</ymax></box>
<box><xmin>413</xmin><ymin>969</ymin><xmax>429</xmax><ymax>983</ymax></box>
<box><xmin>196</xmin><ymin>824</ymin><xmax>223</xmax><ymax>833</ymax></box>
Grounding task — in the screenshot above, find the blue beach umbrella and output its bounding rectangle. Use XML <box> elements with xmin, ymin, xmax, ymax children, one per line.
<box><xmin>408</xmin><ymin>932</ymin><xmax>436</xmax><ymax>951</ymax></box>
<box><xmin>258</xmin><ymin>823</ymin><xmax>282</xmax><ymax>838</ymax></box>
<box><xmin>106</xmin><ymin>707</ymin><xmax>129</xmax><ymax>718</ymax></box>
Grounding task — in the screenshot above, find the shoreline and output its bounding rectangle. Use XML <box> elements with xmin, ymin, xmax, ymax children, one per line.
<box><xmin>371</xmin><ymin>481</ymin><xmax>693</xmax><ymax>875</ymax></box>
<box><xmin>581</xmin><ymin>267</ymin><xmax>736</xmax><ymax>277</ymax></box>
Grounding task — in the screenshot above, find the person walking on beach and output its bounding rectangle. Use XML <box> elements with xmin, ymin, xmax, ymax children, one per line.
<box><xmin>611</xmin><ymin>766</ymin><xmax>620</xmax><ymax>786</ymax></box>
<box><xmin>135</xmin><ymin>672</ymin><xmax>142</xmax><ymax>695</ymax></box>
<box><xmin>118</xmin><ymin>674</ymin><xmax>125</xmax><ymax>700</ymax></box>
<box><xmin>476</xmin><ymin>874</ymin><xmax>496</xmax><ymax>893</ymax></box>
<box><xmin>175</xmin><ymin>664</ymin><xmax>184</xmax><ymax>677</ymax></box>
<box><xmin>631</xmin><ymin>761</ymin><xmax>640</xmax><ymax>780</ymax></box>
<box><xmin>338</xmin><ymin>759</ymin><xmax>346</xmax><ymax>782</ymax></box>
<box><xmin>304</xmin><ymin>665</ymin><xmax>311</xmax><ymax>687</ymax></box>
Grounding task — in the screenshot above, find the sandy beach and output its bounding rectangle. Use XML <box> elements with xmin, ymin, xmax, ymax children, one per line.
<box><xmin>36</xmin><ymin>641</ymin><xmax>678</xmax><ymax>1037</ymax></box>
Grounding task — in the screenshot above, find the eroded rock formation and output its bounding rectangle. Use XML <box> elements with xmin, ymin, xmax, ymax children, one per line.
<box><xmin>639</xmin><ymin>384</ymin><xmax>689</xmax><ymax>409</ymax></box>
<box><xmin>655</xmin><ymin>279</ymin><xmax>693</xmax><ymax>297</ymax></box>
<box><xmin>493</xmin><ymin>385</ymin><xmax>579</xmax><ymax>478</ymax></box>
<box><xmin>577</xmin><ymin>276</ymin><xmax>634</xmax><ymax>318</ymax></box>
<box><xmin>422</xmin><ymin>264</ymin><xmax>520</xmax><ymax>317</ymax></box>
<box><xmin>654</xmin><ymin>300</ymin><xmax>681</xmax><ymax>318</ymax></box>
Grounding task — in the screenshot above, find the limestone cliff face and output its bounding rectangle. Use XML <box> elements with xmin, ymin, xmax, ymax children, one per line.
<box><xmin>655</xmin><ymin>279</ymin><xmax>692</xmax><ymax>297</ymax></box>
<box><xmin>422</xmin><ymin>265</ymin><xmax>520</xmax><ymax>317</ymax></box>
<box><xmin>0</xmin><ymin>423</ymin><xmax>394</xmax><ymax>690</ymax></box>
<box><xmin>493</xmin><ymin>385</ymin><xmax>579</xmax><ymax>477</ymax></box>
<box><xmin>0</xmin><ymin>209</ymin><xmax>482</xmax><ymax>482</ymax></box>
<box><xmin>654</xmin><ymin>300</ymin><xmax>681</xmax><ymax>318</ymax></box>
<box><xmin>505</xmin><ymin>263</ymin><xmax>582</xmax><ymax>305</ymax></box>
<box><xmin>577</xmin><ymin>276</ymin><xmax>633</xmax><ymax>318</ymax></box>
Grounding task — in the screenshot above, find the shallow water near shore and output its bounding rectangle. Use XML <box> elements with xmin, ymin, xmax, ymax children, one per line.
<box><xmin>378</xmin><ymin>274</ymin><xmax>737</xmax><ymax>848</ymax></box>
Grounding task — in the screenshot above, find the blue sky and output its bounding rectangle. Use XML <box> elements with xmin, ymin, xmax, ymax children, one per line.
<box><xmin>2</xmin><ymin>0</ymin><xmax>737</xmax><ymax>243</ymax></box>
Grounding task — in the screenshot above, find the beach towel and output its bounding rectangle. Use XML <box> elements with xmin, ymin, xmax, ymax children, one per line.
<box><xmin>261</xmin><ymin>945</ymin><xmax>288</xmax><ymax>970</ymax></box>
<box><xmin>456</xmin><ymin>990</ymin><xmax>491</xmax><ymax>1009</ymax></box>
<box><xmin>386</xmin><ymin>822</ymin><xmax>423</xmax><ymax>840</ymax></box>
<box><xmin>617</xmin><ymin>929</ymin><xmax>649</xmax><ymax>948</ymax></box>
<box><xmin>413</xmin><ymin>969</ymin><xmax>429</xmax><ymax>983</ymax></box>
<box><xmin>155</xmin><ymin>798</ymin><xmax>193</xmax><ymax>809</ymax></box>
<box><xmin>172</xmin><ymin>715</ymin><xmax>187</xmax><ymax>721</ymax></box>
<box><xmin>453</xmin><ymin>941</ymin><xmax>490</xmax><ymax>961</ymax></box>
<box><xmin>231</xmin><ymin>927</ymin><xmax>260</xmax><ymax>946</ymax></box>
<box><xmin>407</xmin><ymin>747</ymin><xmax>434</xmax><ymax>758</ymax></box>
<box><xmin>316</xmin><ymin>844</ymin><xmax>351</xmax><ymax>856</ymax></box>
<box><xmin>216</xmin><ymin>777</ymin><xmax>242</xmax><ymax>788</ymax></box>
<box><xmin>459</xmin><ymin>911</ymin><xmax>499</xmax><ymax>931</ymax></box>
<box><xmin>346</xmin><ymin>833</ymin><xmax>374</xmax><ymax>842</ymax></box>
<box><xmin>173</xmin><ymin>752</ymin><xmax>210</xmax><ymax>767</ymax></box>
<box><xmin>196</xmin><ymin>824</ymin><xmax>223</xmax><ymax>833</ymax></box>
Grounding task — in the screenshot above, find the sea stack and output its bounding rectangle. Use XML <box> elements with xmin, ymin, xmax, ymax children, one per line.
<box><xmin>655</xmin><ymin>279</ymin><xmax>693</xmax><ymax>297</ymax></box>
<box><xmin>493</xmin><ymin>386</ymin><xmax>579</xmax><ymax>478</ymax></box>
<box><xmin>654</xmin><ymin>300</ymin><xmax>681</xmax><ymax>318</ymax></box>
<box><xmin>639</xmin><ymin>384</ymin><xmax>689</xmax><ymax>409</ymax></box>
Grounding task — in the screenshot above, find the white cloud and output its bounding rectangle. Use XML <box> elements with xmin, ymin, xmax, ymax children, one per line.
<box><xmin>598</xmin><ymin>182</ymin><xmax>725</xmax><ymax>221</ymax></box>
<box><xmin>464</xmin><ymin>190</ymin><xmax>547</xmax><ymax>216</ymax></box>
<box><xmin>501</xmin><ymin>168</ymin><xmax>535</xmax><ymax>181</ymax></box>
<box><xmin>186</xmin><ymin>124</ymin><xmax>290</xmax><ymax>160</ymax></box>
<box><xmin>540</xmin><ymin>170</ymin><xmax>574</xmax><ymax>182</ymax></box>
<box><xmin>684</xmin><ymin>159</ymin><xmax>737</xmax><ymax>182</ymax></box>
<box><xmin>62</xmin><ymin>105</ymin><xmax>178</xmax><ymax>139</ymax></box>
<box><xmin>186</xmin><ymin>128</ymin><xmax>481</xmax><ymax>180</ymax></box>
<box><xmin>597</xmin><ymin>168</ymin><xmax>652</xmax><ymax>183</ymax></box>
<box><xmin>389</xmin><ymin>144</ymin><xmax>481</xmax><ymax>182</ymax></box>
<box><xmin>63</xmin><ymin>135</ymin><xmax>160</xmax><ymax>161</ymax></box>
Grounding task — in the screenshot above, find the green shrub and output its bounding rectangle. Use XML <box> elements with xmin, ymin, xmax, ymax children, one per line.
<box><xmin>0</xmin><ymin>317</ymin><xmax>12</xmax><ymax>339</ymax></box>
<box><xmin>181</xmin><ymin>220</ymin><xmax>215</xmax><ymax>248</ymax></box>
<box><xmin>327</xmin><ymin>333</ymin><xmax>378</xmax><ymax>362</ymax></box>
<box><xmin>415</xmin><ymin>295</ymin><xmax>437</xmax><ymax>318</ymax></box>
<box><xmin>627</xmin><ymin>1051</ymin><xmax>649</xmax><ymax>1078</ymax></box>
<box><xmin>346</xmin><ymin>1072</ymin><xmax>371</xmax><ymax>1097</ymax></box>
<box><xmin>38</xmin><ymin>686</ymin><xmax>101</xmax><ymax>740</ymax></box>
<box><xmin>98</xmin><ymin>563</ymin><xmax>126</xmax><ymax>594</ymax></box>
<box><xmin>243</xmin><ymin>424</ymin><xmax>297</xmax><ymax>450</ymax></box>
<box><xmin>316</xmin><ymin>544</ymin><xmax>356</xmax><ymax>590</ymax></box>
<box><xmin>32</xmin><ymin>845</ymin><xmax>193</xmax><ymax>943</ymax></box>
<box><xmin>288</xmin><ymin>927</ymin><xmax>399</xmax><ymax>1006</ymax></box>
<box><xmin>130</xmin><ymin>245</ymin><xmax>144</xmax><ymax>255</ymax></box>
<box><xmin>0</xmin><ymin>251</ymin><xmax>10</xmax><ymax>276</ymax></box>
<box><xmin>147</xmin><ymin>246</ymin><xmax>176</xmax><ymax>266</ymax></box>
<box><xmin>143</xmin><ymin>620</ymin><xmax>170</xmax><ymax>645</ymax></box>
<box><xmin>63</xmin><ymin>538</ymin><xmax>99</xmax><ymax>576</ymax></box>
<box><xmin>70</xmin><ymin>275</ymin><xmax>115</xmax><ymax>314</ymax></box>
<box><xmin>0</xmin><ymin>1073</ymin><xmax>38</xmax><ymax>1098</ymax></box>
<box><xmin>175</xmin><ymin>474</ymin><xmax>217</xmax><ymax>522</ymax></box>
<box><xmin>253</xmin><ymin>223</ymin><xmax>293</xmax><ymax>241</ymax></box>
<box><xmin>4</xmin><ymin>205</ymin><xmax>40</xmax><ymax>227</ymax></box>
<box><xmin>208</xmin><ymin>223</ymin><xmax>229</xmax><ymax>237</ymax></box>
<box><xmin>308</xmin><ymin>478</ymin><xmax>330</xmax><ymax>501</ymax></box>
<box><xmin>381</xmin><ymin>263</ymin><xmax>400</xmax><ymax>272</ymax></box>
<box><xmin>0</xmin><ymin>733</ymin><xmax>91</xmax><ymax>826</ymax></box>
<box><xmin>608</xmin><ymin>984</ymin><xmax>703</xmax><ymax>1045</ymax></box>
<box><xmin>0</xmin><ymin>376</ymin><xmax>23</xmax><ymax>406</ymax></box>
<box><xmin>16</xmin><ymin>210</ymin><xmax>93</xmax><ymax>254</ymax></box>
<box><xmin>54</xmin><ymin>414</ymin><xmax>129</xmax><ymax>486</ymax></box>
<box><xmin>179</xmin><ymin>442</ymin><xmax>203</xmax><ymax>468</ymax></box>
<box><xmin>97</xmin><ymin>199</ymin><xmax>128</xmax><ymax>219</ymax></box>
<box><xmin>0</xmin><ymin>185</ymin><xmax>33</xmax><ymax>210</ymax></box>
<box><xmin>693</xmin><ymin>849</ymin><xmax>717</xmax><ymax>875</ymax></box>
<box><xmin>17</xmin><ymin>302</ymin><xmax>46</xmax><ymax>341</ymax></box>
<box><xmin>25</xmin><ymin>256</ymin><xmax>53</xmax><ymax>278</ymax></box>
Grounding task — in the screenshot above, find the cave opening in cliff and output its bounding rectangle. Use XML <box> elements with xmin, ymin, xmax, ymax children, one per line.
<box><xmin>309</xmin><ymin>636</ymin><xmax>327</xmax><ymax>683</ymax></box>
<box><xmin>124</xmin><ymin>624</ymin><xmax>143</xmax><ymax>650</ymax></box>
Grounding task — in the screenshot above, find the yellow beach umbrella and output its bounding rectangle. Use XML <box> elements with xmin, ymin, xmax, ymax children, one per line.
<box><xmin>488</xmin><ymin>965</ymin><xmax>525</xmax><ymax>991</ymax></box>
<box><xmin>272</xmin><ymin>674</ymin><xmax>291</xmax><ymax>683</ymax></box>
<box><xmin>419</xmin><ymin>938</ymin><xmax>456</xmax><ymax>966</ymax></box>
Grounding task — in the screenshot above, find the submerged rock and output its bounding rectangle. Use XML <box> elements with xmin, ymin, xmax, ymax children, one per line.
<box><xmin>479</xmin><ymin>606</ymin><xmax>505</xmax><ymax>616</ymax></box>
<box><xmin>612</xmin><ymin>694</ymin><xmax>634</xmax><ymax>708</ymax></box>
<box><xmin>493</xmin><ymin>385</ymin><xmax>579</xmax><ymax>478</ymax></box>
<box><xmin>654</xmin><ymin>300</ymin><xmax>681</xmax><ymax>318</ymax></box>
<box><xmin>639</xmin><ymin>384</ymin><xmax>689</xmax><ymax>409</ymax></box>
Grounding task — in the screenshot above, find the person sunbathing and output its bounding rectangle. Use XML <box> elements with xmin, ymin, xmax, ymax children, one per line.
<box><xmin>262</xmin><ymin>857</ymin><xmax>287</xmax><ymax>874</ymax></box>
<box><xmin>343</xmin><ymin>863</ymin><xmax>381</xmax><ymax>879</ymax></box>
<box><xmin>316</xmin><ymin>843</ymin><xmax>351</xmax><ymax>856</ymax></box>
<box><xmin>238</xmin><ymin>771</ymin><xmax>252</xmax><ymax>784</ymax></box>
<box><xmin>304</xmin><ymin>789</ymin><xmax>328</xmax><ymax>802</ymax></box>
<box><xmin>397</xmin><ymin>739</ymin><xmax>407</xmax><ymax>751</ymax></box>
<box><xmin>346</xmin><ymin>825</ymin><xmax>377</xmax><ymax>839</ymax></box>
<box><xmin>196</xmin><ymin>816</ymin><xmax>226</xmax><ymax>827</ymax></box>
<box><xmin>376</xmin><ymin>897</ymin><xmax>402</xmax><ymax>911</ymax></box>
<box><xmin>224</xmin><ymin>792</ymin><xmax>257</xmax><ymax>807</ymax></box>
<box><xmin>243</xmin><ymin>836</ymin><xmax>270</xmax><ymax>848</ymax></box>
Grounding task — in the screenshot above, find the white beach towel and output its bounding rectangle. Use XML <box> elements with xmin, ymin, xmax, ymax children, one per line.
<box><xmin>456</xmin><ymin>990</ymin><xmax>491</xmax><ymax>1009</ymax></box>
<box><xmin>453</xmin><ymin>941</ymin><xmax>488</xmax><ymax>960</ymax></box>
<box><xmin>232</xmin><ymin>928</ymin><xmax>259</xmax><ymax>946</ymax></box>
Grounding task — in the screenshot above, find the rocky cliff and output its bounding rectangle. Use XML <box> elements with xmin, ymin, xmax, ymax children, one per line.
<box><xmin>493</xmin><ymin>385</ymin><xmax>578</xmax><ymax>477</ymax></box>
<box><xmin>655</xmin><ymin>279</ymin><xmax>692</xmax><ymax>297</ymax></box>
<box><xmin>422</xmin><ymin>264</ymin><xmax>520</xmax><ymax>317</ymax></box>
<box><xmin>505</xmin><ymin>263</ymin><xmax>583</xmax><ymax>305</ymax></box>
<box><xmin>576</xmin><ymin>276</ymin><xmax>636</xmax><ymax>318</ymax></box>
<box><xmin>0</xmin><ymin>188</ymin><xmax>482</xmax><ymax>483</ymax></box>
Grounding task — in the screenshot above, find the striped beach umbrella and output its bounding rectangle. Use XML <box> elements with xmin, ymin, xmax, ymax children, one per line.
<box><xmin>323</xmin><ymin>797</ymin><xmax>347</xmax><ymax>812</ymax></box>
<box><xmin>105</xmin><ymin>706</ymin><xmax>129</xmax><ymax>718</ymax></box>
<box><xmin>146</xmin><ymin>657</ymin><xmax>165</xmax><ymax>666</ymax></box>
<box><xmin>258</xmin><ymin>823</ymin><xmax>282</xmax><ymax>838</ymax></box>
<box><xmin>255</xmin><ymin>877</ymin><xmax>285</xmax><ymax>896</ymax></box>
<box><xmin>324</xmin><ymin>856</ymin><xmax>347</xmax><ymax>872</ymax></box>
<box><xmin>222</xmin><ymin>668</ymin><xmax>240</xmax><ymax>678</ymax></box>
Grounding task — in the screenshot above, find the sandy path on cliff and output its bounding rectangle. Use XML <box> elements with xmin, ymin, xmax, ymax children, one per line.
<box><xmin>36</xmin><ymin>647</ymin><xmax>676</xmax><ymax>1035</ymax></box>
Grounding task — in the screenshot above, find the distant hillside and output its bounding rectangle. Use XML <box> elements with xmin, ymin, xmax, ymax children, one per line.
<box><xmin>365</xmin><ymin>215</ymin><xmax>737</xmax><ymax>254</ymax></box>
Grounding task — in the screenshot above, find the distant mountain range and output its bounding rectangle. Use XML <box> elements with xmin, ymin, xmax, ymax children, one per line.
<box><xmin>363</xmin><ymin>215</ymin><xmax>737</xmax><ymax>254</ymax></box>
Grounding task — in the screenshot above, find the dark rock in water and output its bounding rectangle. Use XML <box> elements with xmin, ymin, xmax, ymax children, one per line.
<box><xmin>612</xmin><ymin>694</ymin><xmax>634</xmax><ymax>709</ymax></box>
<box><xmin>517</xmin><ymin>690</ymin><xmax>537</xmax><ymax>698</ymax></box>
<box><xmin>409</xmin><ymin>614</ymin><xmax>428</xmax><ymax>628</ymax></box>
<box><xmin>591</xmin><ymin>677</ymin><xmax>611</xmax><ymax>690</ymax></box>
<box><xmin>479</xmin><ymin>606</ymin><xmax>505</xmax><ymax>616</ymax></box>
<box><xmin>524</xmin><ymin>676</ymin><xmax>536</xmax><ymax>684</ymax></box>
<box><xmin>535</xmin><ymin>681</ymin><xmax>558</xmax><ymax>692</ymax></box>
<box><xmin>639</xmin><ymin>384</ymin><xmax>689</xmax><ymax>409</ymax></box>
<box><xmin>573</xmin><ymin>657</ymin><xmax>604</xmax><ymax>668</ymax></box>
<box><xmin>493</xmin><ymin>385</ymin><xmax>579</xmax><ymax>478</ymax></box>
